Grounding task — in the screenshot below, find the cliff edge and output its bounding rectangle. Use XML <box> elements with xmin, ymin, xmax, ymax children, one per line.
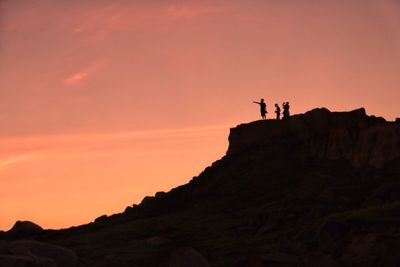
<box><xmin>228</xmin><ymin>108</ymin><xmax>400</xmax><ymax>168</ymax></box>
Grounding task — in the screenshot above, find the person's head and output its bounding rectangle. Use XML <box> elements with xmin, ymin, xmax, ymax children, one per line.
<box><xmin>275</xmin><ymin>104</ymin><xmax>278</xmax><ymax>107</ymax></box>
<box><xmin>261</xmin><ymin>98</ymin><xmax>264</xmax><ymax>102</ymax></box>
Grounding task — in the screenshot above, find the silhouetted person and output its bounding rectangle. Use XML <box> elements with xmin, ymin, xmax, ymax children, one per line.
<box><xmin>275</xmin><ymin>104</ymin><xmax>281</xmax><ymax>120</ymax></box>
<box><xmin>283</xmin><ymin>102</ymin><xmax>290</xmax><ymax>119</ymax></box>
<box><xmin>253</xmin><ymin>98</ymin><xmax>267</xmax><ymax>120</ymax></box>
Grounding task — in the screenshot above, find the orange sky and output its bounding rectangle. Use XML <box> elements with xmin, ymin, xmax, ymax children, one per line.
<box><xmin>1</xmin><ymin>0</ymin><xmax>399</xmax><ymax>230</ymax></box>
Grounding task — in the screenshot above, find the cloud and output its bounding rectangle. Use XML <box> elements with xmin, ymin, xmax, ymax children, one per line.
<box><xmin>0</xmin><ymin>154</ymin><xmax>33</xmax><ymax>169</ymax></box>
<box><xmin>64</xmin><ymin>62</ymin><xmax>103</xmax><ymax>85</ymax></box>
<box><xmin>0</xmin><ymin>125</ymin><xmax>228</xmax><ymax>167</ymax></box>
<box><xmin>65</xmin><ymin>71</ymin><xmax>89</xmax><ymax>84</ymax></box>
<box><xmin>0</xmin><ymin>125</ymin><xmax>229</xmax><ymax>152</ymax></box>
<box><xmin>66</xmin><ymin>1</ymin><xmax>225</xmax><ymax>45</ymax></box>
<box><xmin>162</xmin><ymin>3</ymin><xmax>224</xmax><ymax>20</ymax></box>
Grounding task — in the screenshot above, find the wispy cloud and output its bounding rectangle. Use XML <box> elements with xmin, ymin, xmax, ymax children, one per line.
<box><xmin>64</xmin><ymin>62</ymin><xmax>103</xmax><ymax>85</ymax></box>
<box><xmin>162</xmin><ymin>3</ymin><xmax>224</xmax><ymax>20</ymax></box>
<box><xmin>0</xmin><ymin>154</ymin><xmax>33</xmax><ymax>169</ymax></box>
<box><xmin>0</xmin><ymin>125</ymin><xmax>229</xmax><ymax>157</ymax></box>
<box><xmin>0</xmin><ymin>125</ymin><xmax>229</xmax><ymax>146</ymax></box>
<box><xmin>67</xmin><ymin>2</ymin><xmax>225</xmax><ymax>45</ymax></box>
<box><xmin>65</xmin><ymin>71</ymin><xmax>89</xmax><ymax>84</ymax></box>
<box><xmin>0</xmin><ymin>125</ymin><xmax>228</xmax><ymax>168</ymax></box>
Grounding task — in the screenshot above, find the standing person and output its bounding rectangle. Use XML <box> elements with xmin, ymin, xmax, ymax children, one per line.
<box><xmin>253</xmin><ymin>98</ymin><xmax>267</xmax><ymax>120</ymax></box>
<box><xmin>286</xmin><ymin>101</ymin><xmax>290</xmax><ymax>117</ymax></box>
<box><xmin>275</xmin><ymin>104</ymin><xmax>281</xmax><ymax>120</ymax></box>
<box><xmin>283</xmin><ymin>102</ymin><xmax>290</xmax><ymax>119</ymax></box>
<box><xmin>282</xmin><ymin>102</ymin><xmax>287</xmax><ymax>119</ymax></box>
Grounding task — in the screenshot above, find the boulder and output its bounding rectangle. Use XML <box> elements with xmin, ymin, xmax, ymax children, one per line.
<box><xmin>3</xmin><ymin>240</ymin><xmax>78</xmax><ymax>267</ymax></box>
<box><xmin>0</xmin><ymin>254</ymin><xmax>56</xmax><ymax>267</ymax></box>
<box><xmin>8</xmin><ymin>221</ymin><xmax>43</xmax><ymax>237</ymax></box>
<box><xmin>160</xmin><ymin>247</ymin><xmax>210</xmax><ymax>267</ymax></box>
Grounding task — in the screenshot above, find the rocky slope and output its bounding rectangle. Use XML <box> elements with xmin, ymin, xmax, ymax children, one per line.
<box><xmin>2</xmin><ymin>108</ymin><xmax>400</xmax><ymax>267</ymax></box>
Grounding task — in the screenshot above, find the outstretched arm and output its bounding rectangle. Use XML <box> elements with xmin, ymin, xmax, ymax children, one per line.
<box><xmin>253</xmin><ymin>101</ymin><xmax>260</xmax><ymax>104</ymax></box>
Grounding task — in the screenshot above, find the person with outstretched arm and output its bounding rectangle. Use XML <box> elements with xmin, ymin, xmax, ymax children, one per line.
<box><xmin>253</xmin><ymin>98</ymin><xmax>267</xmax><ymax>120</ymax></box>
<box><xmin>275</xmin><ymin>103</ymin><xmax>281</xmax><ymax>120</ymax></box>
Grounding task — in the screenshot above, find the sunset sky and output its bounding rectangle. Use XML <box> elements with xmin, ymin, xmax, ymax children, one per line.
<box><xmin>1</xmin><ymin>0</ymin><xmax>399</xmax><ymax>230</ymax></box>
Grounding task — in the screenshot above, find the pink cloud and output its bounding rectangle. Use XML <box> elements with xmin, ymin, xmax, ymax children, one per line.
<box><xmin>162</xmin><ymin>3</ymin><xmax>225</xmax><ymax>20</ymax></box>
<box><xmin>64</xmin><ymin>62</ymin><xmax>104</xmax><ymax>85</ymax></box>
<box><xmin>65</xmin><ymin>71</ymin><xmax>89</xmax><ymax>85</ymax></box>
<box><xmin>67</xmin><ymin>2</ymin><xmax>225</xmax><ymax>45</ymax></box>
<box><xmin>0</xmin><ymin>154</ymin><xmax>34</xmax><ymax>169</ymax></box>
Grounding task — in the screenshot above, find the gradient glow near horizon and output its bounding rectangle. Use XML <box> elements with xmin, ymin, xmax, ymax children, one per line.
<box><xmin>1</xmin><ymin>0</ymin><xmax>400</xmax><ymax>230</ymax></box>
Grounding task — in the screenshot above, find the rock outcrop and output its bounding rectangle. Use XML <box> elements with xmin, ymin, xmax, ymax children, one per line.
<box><xmin>7</xmin><ymin>221</ymin><xmax>43</xmax><ymax>239</ymax></box>
<box><xmin>228</xmin><ymin>108</ymin><xmax>400</xmax><ymax>168</ymax></box>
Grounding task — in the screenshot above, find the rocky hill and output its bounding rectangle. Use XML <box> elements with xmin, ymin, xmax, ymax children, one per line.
<box><xmin>1</xmin><ymin>108</ymin><xmax>400</xmax><ymax>267</ymax></box>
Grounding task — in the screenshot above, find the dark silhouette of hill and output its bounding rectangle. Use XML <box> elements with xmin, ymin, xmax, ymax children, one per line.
<box><xmin>1</xmin><ymin>108</ymin><xmax>400</xmax><ymax>267</ymax></box>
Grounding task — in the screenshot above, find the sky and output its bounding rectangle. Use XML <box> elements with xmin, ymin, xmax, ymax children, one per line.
<box><xmin>1</xmin><ymin>0</ymin><xmax>400</xmax><ymax>230</ymax></box>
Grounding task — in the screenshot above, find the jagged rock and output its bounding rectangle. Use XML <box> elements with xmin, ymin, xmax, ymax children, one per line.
<box><xmin>124</xmin><ymin>206</ymin><xmax>133</xmax><ymax>212</ymax></box>
<box><xmin>155</xmin><ymin>191</ymin><xmax>166</xmax><ymax>198</ymax></box>
<box><xmin>3</xmin><ymin>240</ymin><xmax>78</xmax><ymax>267</ymax></box>
<box><xmin>94</xmin><ymin>215</ymin><xmax>108</xmax><ymax>223</ymax></box>
<box><xmin>140</xmin><ymin>192</ymin><xmax>166</xmax><ymax>207</ymax></box>
<box><xmin>124</xmin><ymin>204</ymin><xmax>138</xmax><ymax>213</ymax></box>
<box><xmin>160</xmin><ymin>247</ymin><xmax>210</xmax><ymax>267</ymax></box>
<box><xmin>8</xmin><ymin>221</ymin><xmax>43</xmax><ymax>238</ymax></box>
<box><xmin>140</xmin><ymin>196</ymin><xmax>155</xmax><ymax>206</ymax></box>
